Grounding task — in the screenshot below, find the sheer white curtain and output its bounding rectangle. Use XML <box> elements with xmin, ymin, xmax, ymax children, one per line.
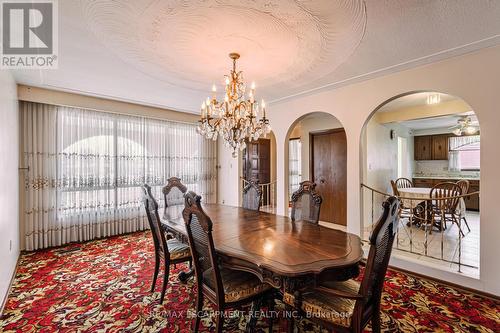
<box><xmin>22</xmin><ymin>102</ymin><xmax>217</xmax><ymax>250</ymax></box>
<box><xmin>23</xmin><ymin>102</ymin><xmax>58</xmax><ymax>251</ymax></box>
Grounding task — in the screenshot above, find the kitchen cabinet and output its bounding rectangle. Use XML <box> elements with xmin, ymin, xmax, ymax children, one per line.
<box><xmin>431</xmin><ymin>134</ymin><xmax>449</xmax><ymax>160</ymax></box>
<box><xmin>412</xmin><ymin>178</ymin><xmax>480</xmax><ymax>211</ymax></box>
<box><xmin>414</xmin><ymin>136</ymin><xmax>432</xmax><ymax>160</ymax></box>
<box><xmin>414</xmin><ymin>134</ymin><xmax>450</xmax><ymax>160</ymax></box>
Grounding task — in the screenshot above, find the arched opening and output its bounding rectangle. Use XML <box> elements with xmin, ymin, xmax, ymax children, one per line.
<box><xmin>360</xmin><ymin>91</ymin><xmax>480</xmax><ymax>277</ymax></box>
<box><xmin>285</xmin><ymin>112</ymin><xmax>347</xmax><ymax>228</ymax></box>
<box><xmin>240</xmin><ymin>130</ymin><xmax>277</xmax><ymax>213</ymax></box>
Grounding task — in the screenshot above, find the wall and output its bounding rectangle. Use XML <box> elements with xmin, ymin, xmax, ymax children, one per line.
<box><xmin>218</xmin><ymin>45</ymin><xmax>500</xmax><ymax>295</ymax></box>
<box><xmin>362</xmin><ymin>120</ymin><xmax>413</xmax><ymax>225</ymax></box>
<box><xmin>216</xmin><ymin>140</ymin><xmax>240</xmax><ymax>207</ymax></box>
<box><xmin>0</xmin><ymin>71</ymin><xmax>20</xmax><ymax>308</ymax></box>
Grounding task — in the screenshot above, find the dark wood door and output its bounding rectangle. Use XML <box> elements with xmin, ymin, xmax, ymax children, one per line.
<box><xmin>414</xmin><ymin>136</ymin><xmax>432</xmax><ymax>160</ymax></box>
<box><xmin>310</xmin><ymin>129</ymin><xmax>347</xmax><ymax>226</ymax></box>
<box><xmin>243</xmin><ymin>139</ymin><xmax>270</xmax><ymax>183</ymax></box>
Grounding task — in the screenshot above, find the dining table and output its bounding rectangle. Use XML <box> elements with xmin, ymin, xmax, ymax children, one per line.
<box><xmin>398</xmin><ymin>187</ymin><xmax>466</xmax><ymax>229</ymax></box>
<box><xmin>161</xmin><ymin>203</ymin><xmax>363</xmax><ymax>295</ymax></box>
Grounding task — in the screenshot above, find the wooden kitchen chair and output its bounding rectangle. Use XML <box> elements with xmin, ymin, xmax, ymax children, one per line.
<box><xmin>429</xmin><ymin>182</ymin><xmax>464</xmax><ymax>235</ymax></box>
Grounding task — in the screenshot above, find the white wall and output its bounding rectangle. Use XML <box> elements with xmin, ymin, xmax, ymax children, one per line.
<box><xmin>219</xmin><ymin>45</ymin><xmax>500</xmax><ymax>295</ymax></box>
<box><xmin>216</xmin><ymin>140</ymin><xmax>240</xmax><ymax>207</ymax></box>
<box><xmin>0</xmin><ymin>70</ymin><xmax>19</xmax><ymax>306</ymax></box>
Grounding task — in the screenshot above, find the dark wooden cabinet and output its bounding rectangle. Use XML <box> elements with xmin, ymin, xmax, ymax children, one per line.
<box><xmin>431</xmin><ymin>134</ymin><xmax>449</xmax><ymax>160</ymax></box>
<box><xmin>414</xmin><ymin>136</ymin><xmax>432</xmax><ymax>160</ymax></box>
<box><xmin>414</xmin><ymin>134</ymin><xmax>450</xmax><ymax>160</ymax></box>
<box><xmin>413</xmin><ymin>178</ymin><xmax>434</xmax><ymax>188</ymax></box>
<box><xmin>412</xmin><ymin>178</ymin><xmax>480</xmax><ymax>211</ymax></box>
<box><xmin>466</xmin><ymin>180</ymin><xmax>480</xmax><ymax>211</ymax></box>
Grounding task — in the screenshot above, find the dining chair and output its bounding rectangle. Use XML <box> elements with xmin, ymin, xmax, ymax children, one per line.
<box><xmin>429</xmin><ymin>182</ymin><xmax>464</xmax><ymax>235</ymax></box>
<box><xmin>162</xmin><ymin>177</ymin><xmax>188</xmax><ymax>222</ymax></box>
<box><xmin>242</xmin><ymin>178</ymin><xmax>262</xmax><ymax>211</ymax></box>
<box><xmin>290</xmin><ymin>180</ymin><xmax>323</xmax><ymax>224</ymax></box>
<box><xmin>182</xmin><ymin>191</ymin><xmax>274</xmax><ymax>333</ymax></box>
<box><xmin>391</xmin><ymin>178</ymin><xmax>426</xmax><ymax>226</ymax></box>
<box><xmin>390</xmin><ymin>177</ymin><xmax>413</xmax><ymax>196</ymax></box>
<box><xmin>284</xmin><ymin>196</ymin><xmax>400</xmax><ymax>333</ymax></box>
<box><xmin>142</xmin><ymin>184</ymin><xmax>191</xmax><ymax>304</ymax></box>
<box><xmin>455</xmin><ymin>180</ymin><xmax>471</xmax><ymax>232</ymax></box>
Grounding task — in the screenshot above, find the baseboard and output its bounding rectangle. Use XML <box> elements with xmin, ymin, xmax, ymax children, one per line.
<box><xmin>0</xmin><ymin>255</ymin><xmax>20</xmax><ymax>316</ymax></box>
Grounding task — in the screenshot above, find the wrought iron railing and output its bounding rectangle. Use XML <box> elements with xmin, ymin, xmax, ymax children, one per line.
<box><xmin>361</xmin><ymin>183</ymin><xmax>480</xmax><ymax>273</ymax></box>
<box><xmin>241</xmin><ymin>178</ymin><xmax>277</xmax><ymax>213</ymax></box>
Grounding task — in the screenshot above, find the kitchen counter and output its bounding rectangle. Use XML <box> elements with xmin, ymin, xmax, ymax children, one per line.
<box><xmin>413</xmin><ymin>175</ymin><xmax>480</xmax><ymax>180</ymax></box>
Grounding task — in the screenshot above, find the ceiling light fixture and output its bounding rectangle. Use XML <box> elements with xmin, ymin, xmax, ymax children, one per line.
<box><xmin>426</xmin><ymin>93</ymin><xmax>441</xmax><ymax>105</ymax></box>
<box><xmin>449</xmin><ymin>116</ymin><xmax>479</xmax><ymax>136</ymax></box>
<box><xmin>196</xmin><ymin>53</ymin><xmax>271</xmax><ymax>157</ymax></box>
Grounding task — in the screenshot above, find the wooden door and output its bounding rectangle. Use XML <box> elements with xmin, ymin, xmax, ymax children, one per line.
<box><xmin>432</xmin><ymin>134</ymin><xmax>449</xmax><ymax>160</ymax></box>
<box><xmin>310</xmin><ymin>129</ymin><xmax>347</xmax><ymax>225</ymax></box>
<box><xmin>414</xmin><ymin>136</ymin><xmax>432</xmax><ymax>160</ymax></box>
<box><xmin>243</xmin><ymin>139</ymin><xmax>270</xmax><ymax>183</ymax></box>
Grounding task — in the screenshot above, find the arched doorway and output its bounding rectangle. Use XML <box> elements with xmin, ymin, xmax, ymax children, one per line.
<box><xmin>285</xmin><ymin>112</ymin><xmax>347</xmax><ymax>227</ymax></box>
<box><xmin>240</xmin><ymin>130</ymin><xmax>277</xmax><ymax>212</ymax></box>
<box><xmin>360</xmin><ymin>91</ymin><xmax>480</xmax><ymax>276</ymax></box>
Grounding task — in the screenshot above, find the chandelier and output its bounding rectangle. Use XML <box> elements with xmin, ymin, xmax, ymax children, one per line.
<box><xmin>196</xmin><ymin>53</ymin><xmax>271</xmax><ymax>157</ymax></box>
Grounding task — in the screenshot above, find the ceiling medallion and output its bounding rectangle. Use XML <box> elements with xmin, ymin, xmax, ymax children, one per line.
<box><xmin>196</xmin><ymin>53</ymin><xmax>271</xmax><ymax>157</ymax></box>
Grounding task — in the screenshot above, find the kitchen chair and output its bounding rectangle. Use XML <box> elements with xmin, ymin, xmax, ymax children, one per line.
<box><xmin>429</xmin><ymin>182</ymin><xmax>464</xmax><ymax>235</ymax></box>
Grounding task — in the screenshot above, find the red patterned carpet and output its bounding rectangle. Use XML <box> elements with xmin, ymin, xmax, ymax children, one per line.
<box><xmin>1</xmin><ymin>232</ymin><xmax>499</xmax><ymax>332</ymax></box>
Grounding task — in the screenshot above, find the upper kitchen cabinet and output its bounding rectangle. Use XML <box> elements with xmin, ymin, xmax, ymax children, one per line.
<box><xmin>431</xmin><ymin>134</ymin><xmax>449</xmax><ymax>160</ymax></box>
<box><xmin>414</xmin><ymin>135</ymin><xmax>432</xmax><ymax>160</ymax></box>
<box><xmin>414</xmin><ymin>134</ymin><xmax>449</xmax><ymax>160</ymax></box>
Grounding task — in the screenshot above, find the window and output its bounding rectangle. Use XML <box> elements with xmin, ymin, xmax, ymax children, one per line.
<box><xmin>289</xmin><ymin>138</ymin><xmax>302</xmax><ymax>199</ymax></box>
<box><xmin>58</xmin><ymin>109</ymin><xmax>217</xmax><ymax>218</ymax></box>
<box><xmin>449</xmin><ymin>135</ymin><xmax>480</xmax><ymax>171</ymax></box>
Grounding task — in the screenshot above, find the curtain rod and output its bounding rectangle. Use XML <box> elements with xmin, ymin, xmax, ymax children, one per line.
<box><xmin>20</xmin><ymin>100</ymin><xmax>199</xmax><ymax>127</ymax></box>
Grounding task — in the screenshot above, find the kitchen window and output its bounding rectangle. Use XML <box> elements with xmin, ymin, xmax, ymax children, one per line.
<box><xmin>449</xmin><ymin>135</ymin><xmax>480</xmax><ymax>171</ymax></box>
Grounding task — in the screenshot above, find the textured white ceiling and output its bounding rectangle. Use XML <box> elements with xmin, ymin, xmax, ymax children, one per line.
<box><xmin>10</xmin><ymin>0</ymin><xmax>500</xmax><ymax>113</ymax></box>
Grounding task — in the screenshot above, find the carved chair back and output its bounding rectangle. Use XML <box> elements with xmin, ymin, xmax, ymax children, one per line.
<box><xmin>430</xmin><ymin>182</ymin><xmax>462</xmax><ymax>213</ymax></box>
<box><xmin>242</xmin><ymin>178</ymin><xmax>262</xmax><ymax>211</ymax></box>
<box><xmin>162</xmin><ymin>177</ymin><xmax>188</xmax><ymax>221</ymax></box>
<box><xmin>142</xmin><ymin>184</ymin><xmax>169</xmax><ymax>258</ymax></box>
<box><xmin>357</xmin><ymin>196</ymin><xmax>400</xmax><ymax>314</ymax></box>
<box><xmin>290</xmin><ymin>180</ymin><xmax>322</xmax><ymax>224</ymax></box>
<box><xmin>182</xmin><ymin>191</ymin><xmax>224</xmax><ymax>304</ymax></box>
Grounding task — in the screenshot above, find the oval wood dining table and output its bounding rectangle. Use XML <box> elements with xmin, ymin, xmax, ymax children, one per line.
<box><xmin>161</xmin><ymin>203</ymin><xmax>363</xmax><ymax>295</ymax></box>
